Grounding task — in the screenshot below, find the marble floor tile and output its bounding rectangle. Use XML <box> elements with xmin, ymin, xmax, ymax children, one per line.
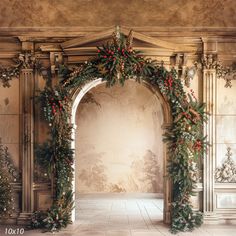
<box><xmin>1</xmin><ymin>194</ymin><xmax>236</xmax><ymax>235</ymax></box>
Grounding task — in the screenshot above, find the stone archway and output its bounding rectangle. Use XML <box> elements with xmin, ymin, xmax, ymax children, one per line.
<box><xmin>70</xmin><ymin>78</ymin><xmax>172</xmax><ymax>223</ymax></box>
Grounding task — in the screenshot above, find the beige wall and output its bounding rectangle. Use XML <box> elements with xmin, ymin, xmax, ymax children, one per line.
<box><xmin>0</xmin><ymin>0</ymin><xmax>236</xmax><ymax>27</ymax></box>
<box><xmin>75</xmin><ymin>80</ymin><xmax>164</xmax><ymax>194</ymax></box>
<box><xmin>0</xmin><ymin>79</ymin><xmax>20</xmax><ymax>169</ymax></box>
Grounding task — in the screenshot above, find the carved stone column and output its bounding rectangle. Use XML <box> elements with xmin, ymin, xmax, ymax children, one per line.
<box><xmin>17</xmin><ymin>51</ymin><xmax>35</xmax><ymax>224</ymax></box>
<box><xmin>202</xmin><ymin>54</ymin><xmax>217</xmax><ymax>222</ymax></box>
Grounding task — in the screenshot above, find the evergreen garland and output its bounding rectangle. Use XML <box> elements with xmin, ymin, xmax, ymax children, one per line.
<box><xmin>34</xmin><ymin>30</ymin><xmax>207</xmax><ymax>233</ymax></box>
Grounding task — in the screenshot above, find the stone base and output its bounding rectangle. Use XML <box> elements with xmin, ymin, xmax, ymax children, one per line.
<box><xmin>204</xmin><ymin>212</ymin><xmax>236</xmax><ymax>225</ymax></box>
<box><xmin>203</xmin><ymin>212</ymin><xmax>219</xmax><ymax>224</ymax></box>
<box><xmin>164</xmin><ymin>210</ymin><xmax>171</xmax><ymax>224</ymax></box>
<box><xmin>17</xmin><ymin>213</ymin><xmax>32</xmax><ymax>225</ymax></box>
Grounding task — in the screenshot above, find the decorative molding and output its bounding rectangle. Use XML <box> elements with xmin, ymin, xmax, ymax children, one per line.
<box><xmin>215</xmin><ymin>62</ymin><xmax>236</xmax><ymax>88</ymax></box>
<box><xmin>1</xmin><ymin>26</ymin><xmax>236</xmax><ymax>39</ymax></box>
<box><xmin>61</xmin><ymin>26</ymin><xmax>195</xmax><ymax>52</ymax></box>
<box><xmin>0</xmin><ymin>61</ymin><xmax>21</xmax><ymax>87</ymax></box>
<box><xmin>215</xmin><ymin>147</ymin><xmax>236</xmax><ymax>183</ymax></box>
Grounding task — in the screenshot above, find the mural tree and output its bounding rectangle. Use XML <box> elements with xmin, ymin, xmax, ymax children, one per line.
<box><xmin>78</xmin><ymin>153</ymin><xmax>108</xmax><ymax>192</ymax></box>
<box><xmin>141</xmin><ymin>150</ymin><xmax>161</xmax><ymax>193</ymax></box>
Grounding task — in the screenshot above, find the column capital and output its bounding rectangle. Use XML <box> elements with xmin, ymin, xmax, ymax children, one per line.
<box><xmin>201</xmin><ymin>53</ymin><xmax>218</xmax><ymax>70</ymax></box>
<box><xmin>18</xmin><ymin>52</ymin><xmax>37</xmax><ymax>70</ymax></box>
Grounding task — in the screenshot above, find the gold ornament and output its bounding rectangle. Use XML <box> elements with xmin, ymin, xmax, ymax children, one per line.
<box><xmin>185</xmin><ymin>124</ymin><xmax>192</xmax><ymax>132</ymax></box>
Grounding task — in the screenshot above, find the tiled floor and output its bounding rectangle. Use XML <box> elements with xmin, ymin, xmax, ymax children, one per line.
<box><xmin>75</xmin><ymin>193</ymin><xmax>164</xmax><ymax>232</ymax></box>
<box><xmin>0</xmin><ymin>193</ymin><xmax>235</xmax><ymax>235</ymax></box>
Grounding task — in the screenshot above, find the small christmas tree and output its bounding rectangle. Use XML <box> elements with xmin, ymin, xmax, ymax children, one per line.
<box><xmin>0</xmin><ymin>140</ymin><xmax>14</xmax><ymax>218</ymax></box>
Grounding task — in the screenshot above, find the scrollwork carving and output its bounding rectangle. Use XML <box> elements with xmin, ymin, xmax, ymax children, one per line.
<box><xmin>216</xmin><ymin>62</ymin><xmax>236</xmax><ymax>88</ymax></box>
<box><xmin>215</xmin><ymin>147</ymin><xmax>236</xmax><ymax>183</ymax></box>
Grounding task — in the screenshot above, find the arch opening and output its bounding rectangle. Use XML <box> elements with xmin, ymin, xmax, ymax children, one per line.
<box><xmin>71</xmin><ymin>78</ymin><xmax>172</xmax><ymax>224</ymax></box>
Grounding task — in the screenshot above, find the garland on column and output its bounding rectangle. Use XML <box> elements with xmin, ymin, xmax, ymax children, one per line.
<box><xmin>31</xmin><ymin>87</ymin><xmax>74</xmax><ymax>232</ymax></box>
<box><xmin>33</xmin><ymin>30</ymin><xmax>207</xmax><ymax>233</ymax></box>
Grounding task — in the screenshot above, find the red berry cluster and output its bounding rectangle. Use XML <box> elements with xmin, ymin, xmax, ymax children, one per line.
<box><xmin>49</xmin><ymin>97</ymin><xmax>66</xmax><ymax>116</ymax></box>
<box><xmin>182</xmin><ymin>111</ymin><xmax>191</xmax><ymax>120</ymax></box>
<box><xmin>193</xmin><ymin>140</ymin><xmax>202</xmax><ymax>151</ymax></box>
<box><xmin>97</xmin><ymin>47</ymin><xmax>130</xmax><ymax>62</ymax></box>
<box><xmin>164</xmin><ymin>76</ymin><xmax>173</xmax><ymax>88</ymax></box>
<box><xmin>190</xmin><ymin>89</ymin><xmax>197</xmax><ymax>100</ymax></box>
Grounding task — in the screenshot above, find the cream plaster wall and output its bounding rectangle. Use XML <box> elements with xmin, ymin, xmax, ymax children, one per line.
<box><xmin>214</xmin><ymin>54</ymin><xmax>236</xmax><ymax>210</ymax></box>
<box><xmin>216</xmin><ymin>71</ymin><xmax>236</xmax><ymax>166</ymax></box>
<box><xmin>75</xmin><ymin>80</ymin><xmax>164</xmax><ymax>194</ymax></box>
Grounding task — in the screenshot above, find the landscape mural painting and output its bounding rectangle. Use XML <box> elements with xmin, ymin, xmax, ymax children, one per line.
<box><xmin>75</xmin><ymin>80</ymin><xmax>164</xmax><ymax>195</ymax></box>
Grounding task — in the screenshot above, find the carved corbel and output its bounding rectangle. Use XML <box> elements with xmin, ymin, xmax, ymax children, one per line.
<box><xmin>173</xmin><ymin>53</ymin><xmax>187</xmax><ymax>78</ymax></box>
<box><xmin>50</xmin><ymin>52</ymin><xmax>63</xmax><ymax>74</ymax></box>
<box><xmin>172</xmin><ymin>53</ymin><xmax>198</xmax><ymax>87</ymax></box>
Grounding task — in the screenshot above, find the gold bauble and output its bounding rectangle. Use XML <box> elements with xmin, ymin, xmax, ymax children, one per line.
<box><xmin>185</xmin><ymin>124</ymin><xmax>192</xmax><ymax>132</ymax></box>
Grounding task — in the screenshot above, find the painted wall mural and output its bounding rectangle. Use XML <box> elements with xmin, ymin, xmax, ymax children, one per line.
<box><xmin>75</xmin><ymin>80</ymin><xmax>164</xmax><ymax>195</ymax></box>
